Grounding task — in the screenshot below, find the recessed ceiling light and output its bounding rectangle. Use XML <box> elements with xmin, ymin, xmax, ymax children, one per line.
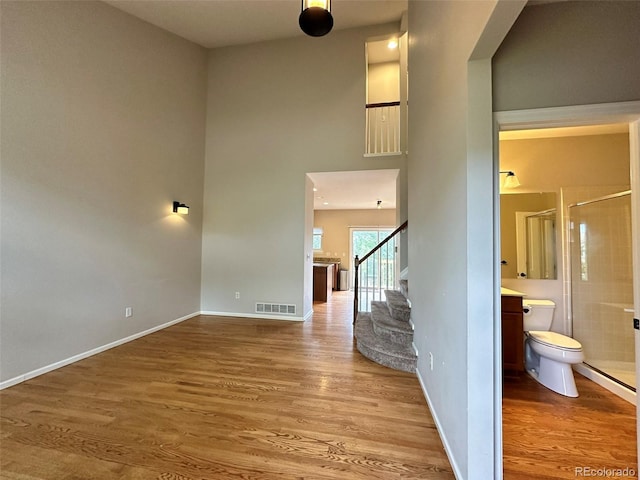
<box><xmin>323</xmin><ymin>201</ymin><xmax>329</xmax><ymax>205</ymax></box>
<box><xmin>313</xmin><ymin>187</ymin><xmax>318</xmax><ymax>192</ymax></box>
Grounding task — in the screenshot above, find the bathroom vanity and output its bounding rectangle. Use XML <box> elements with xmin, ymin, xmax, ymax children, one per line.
<box><xmin>501</xmin><ymin>288</ymin><xmax>525</xmax><ymax>376</ymax></box>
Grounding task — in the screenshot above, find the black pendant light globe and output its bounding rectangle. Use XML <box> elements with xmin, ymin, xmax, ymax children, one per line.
<box><xmin>299</xmin><ymin>0</ymin><xmax>333</xmax><ymax>37</ymax></box>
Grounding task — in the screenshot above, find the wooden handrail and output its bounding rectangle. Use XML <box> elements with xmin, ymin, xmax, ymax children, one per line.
<box><xmin>365</xmin><ymin>101</ymin><xmax>401</xmax><ymax>109</ymax></box>
<box><xmin>357</xmin><ymin>220</ymin><xmax>407</xmax><ymax>265</ymax></box>
<box><xmin>353</xmin><ymin>220</ymin><xmax>407</xmax><ymax>324</ymax></box>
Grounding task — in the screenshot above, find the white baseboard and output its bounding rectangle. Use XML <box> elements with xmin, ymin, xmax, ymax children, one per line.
<box><xmin>0</xmin><ymin>311</ymin><xmax>200</xmax><ymax>390</ymax></box>
<box><xmin>416</xmin><ymin>368</ymin><xmax>462</xmax><ymax>480</ymax></box>
<box><xmin>200</xmin><ymin>311</ymin><xmax>305</xmax><ymax>322</ymax></box>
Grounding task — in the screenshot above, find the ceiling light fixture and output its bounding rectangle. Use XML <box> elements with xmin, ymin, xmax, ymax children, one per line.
<box><xmin>299</xmin><ymin>0</ymin><xmax>333</xmax><ymax>37</ymax></box>
<box><xmin>499</xmin><ymin>171</ymin><xmax>521</xmax><ymax>189</ymax></box>
<box><xmin>387</xmin><ymin>39</ymin><xmax>398</xmax><ymax>49</ymax></box>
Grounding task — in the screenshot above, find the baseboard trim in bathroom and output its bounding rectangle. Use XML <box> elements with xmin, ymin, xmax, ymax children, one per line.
<box><xmin>574</xmin><ymin>363</ymin><xmax>636</xmax><ymax>405</ymax></box>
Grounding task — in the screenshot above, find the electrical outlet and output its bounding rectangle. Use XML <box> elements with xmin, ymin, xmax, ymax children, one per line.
<box><xmin>429</xmin><ymin>352</ymin><xmax>433</xmax><ymax>371</ymax></box>
<box><xmin>235</xmin><ymin>292</ymin><xmax>240</xmax><ymax>299</ymax></box>
<box><xmin>125</xmin><ymin>307</ymin><xmax>132</xmax><ymax>318</ymax></box>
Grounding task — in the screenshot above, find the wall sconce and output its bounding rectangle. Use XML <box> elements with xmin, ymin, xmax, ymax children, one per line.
<box><xmin>377</xmin><ymin>200</ymin><xmax>382</xmax><ymax>209</ymax></box>
<box><xmin>500</xmin><ymin>171</ymin><xmax>521</xmax><ymax>189</ymax></box>
<box><xmin>299</xmin><ymin>0</ymin><xmax>333</xmax><ymax>37</ymax></box>
<box><xmin>173</xmin><ymin>201</ymin><xmax>189</xmax><ymax>215</ymax></box>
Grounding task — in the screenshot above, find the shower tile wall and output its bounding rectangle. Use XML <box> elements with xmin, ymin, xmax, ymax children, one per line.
<box><xmin>561</xmin><ymin>185</ymin><xmax>629</xmax><ymax>330</ymax></box>
<box><xmin>563</xmin><ymin>186</ymin><xmax>634</xmax><ymax>382</ymax></box>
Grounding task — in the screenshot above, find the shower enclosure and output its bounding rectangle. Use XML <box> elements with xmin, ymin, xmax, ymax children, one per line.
<box><xmin>569</xmin><ymin>191</ymin><xmax>635</xmax><ymax>390</ymax></box>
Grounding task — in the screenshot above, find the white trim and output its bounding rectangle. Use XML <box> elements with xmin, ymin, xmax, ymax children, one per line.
<box><xmin>495</xmin><ymin>101</ymin><xmax>640</xmax><ymax>131</ymax></box>
<box><xmin>416</xmin><ymin>369</ymin><xmax>462</xmax><ymax>480</ymax></box>
<box><xmin>200</xmin><ymin>311</ymin><xmax>305</xmax><ymax>322</ymax></box>
<box><xmin>574</xmin><ymin>364</ymin><xmax>636</xmax><ymax>405</ymax></box>
<box><xmin>363</xmin><ymin>152</ymin><xmax>405</xmax><ymax>158</ymax></box>
<box><xmin>630</xmin><ymin>118</ymin><xmax>640</xmax><ymax>464</ymax></box>
<box><xmin>0</xmin><ymin>311</ymin><xmax>200</xmax><ymax>391</ymax></box>
<box><xmin>400</xmin><ymin>266</ymin><xmax>409</xmax><ymax>280</ymax></box>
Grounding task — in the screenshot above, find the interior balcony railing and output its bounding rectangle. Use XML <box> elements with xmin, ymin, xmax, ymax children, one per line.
<box><xmin>365</xmin><ymin>101</ymin><xmax>401</xmax><ymax>155</ymax></box>
<box><xmin>353</xmin><ymin>220</ymin><xmax>407</xmax><ymax>323</ymax></box>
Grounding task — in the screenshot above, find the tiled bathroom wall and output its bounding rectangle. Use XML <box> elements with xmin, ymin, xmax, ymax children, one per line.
<box><xmin>563</xmin><ymin>186</ymin><xmax>634</xmax><ymax>387</ymax></box>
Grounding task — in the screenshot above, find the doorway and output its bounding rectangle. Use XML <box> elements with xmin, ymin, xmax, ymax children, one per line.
<box><xmin>495</xmin><ymin>101</ymin><xmax>640</xmax><ymax>472</ymax></box>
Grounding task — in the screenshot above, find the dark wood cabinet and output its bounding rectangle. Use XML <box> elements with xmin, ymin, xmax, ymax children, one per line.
<box><xmin>313</xmin><ymin>258</ymin><xmax>340</xmax><ymax>290</ymax></box>
<box><xmin>501</xmin><ymin>295</ymin><xmax>524</xmax><ymax>376</ymax></box>
<box><xmin>313</xmin><ymin>264</ymin><xmax>334</xmax><ymax>302</ymax></box>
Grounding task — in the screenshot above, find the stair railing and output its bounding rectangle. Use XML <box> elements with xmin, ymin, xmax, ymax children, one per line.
<box><xmin>365</xmin><ymin>101</ymin><xmax>401</xmax><ymax>155</ymax></box>
<box><xmin>353</xmin><ymin>220</ymin><xmax>407</xmax><ymax>323</ymax></box>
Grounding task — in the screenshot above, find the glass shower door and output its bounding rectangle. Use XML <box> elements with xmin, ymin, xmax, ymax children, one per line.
<box><xmin>570</xmin><ymin>191</ymin><xmax>635</xmax><ymax>390</ymax></box>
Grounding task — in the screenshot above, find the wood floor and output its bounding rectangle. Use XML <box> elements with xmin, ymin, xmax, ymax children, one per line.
<box><xmin>0</xmin><ymin>292</ymin><xmax>454</xmax><ymax>480</ymax></box>
<box><xmin>503</xmin><ymin>373</ymin><xmax>637</xmax><ymax>480</ymax></box>
<box><xmin>1</xmin><ymin>291</ymin><xmax>637</xmax><ymax>479</ymax></box>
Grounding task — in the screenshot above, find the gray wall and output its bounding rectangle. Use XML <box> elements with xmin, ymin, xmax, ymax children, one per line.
<box><xmin>407</xmin><ymin>2</ymin><xmax>522</xmax><ymax>478</ymax></box>
<box><xmin>1</xmin><ymin>1</ymin><xmax>207</xmax><ymax>383</ymax></box>
<box><xmin>493</xmin><ymin>1</ymin><xmax>640</xmax><ymax>111</ymax></box>
<box><xmin>200</xmin><ymin>24</ymin><xmax>407</xmax><ymax>320</ymax></box>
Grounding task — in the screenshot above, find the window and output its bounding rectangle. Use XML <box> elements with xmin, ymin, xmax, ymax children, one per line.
<box><xmin>349</xmin><ymin>227</ymin><xmax>395</xmax><ymax>291</ymax></box>
<box><xmin>313</xmin><ymin>227</ymin><xmax>323</xmax><ymax>251</ymax></box>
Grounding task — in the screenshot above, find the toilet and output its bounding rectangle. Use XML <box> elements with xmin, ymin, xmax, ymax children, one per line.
<box><xmin>523</xmin><ymin>299</ymin><xmax>584</xmax><ymax>397</ymax></box>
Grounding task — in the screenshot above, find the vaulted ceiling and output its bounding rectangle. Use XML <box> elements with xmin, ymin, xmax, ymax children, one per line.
<box><xmin>104</xmin><ymin>0</ymin><xmax>407</xmax><ymax>49</ymax></box>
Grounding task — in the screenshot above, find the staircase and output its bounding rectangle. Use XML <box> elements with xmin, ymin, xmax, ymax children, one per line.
<box><xmin>354</xmin><ymin>279</ymin><xmax>417</xmax><ymax>373</ymax></box>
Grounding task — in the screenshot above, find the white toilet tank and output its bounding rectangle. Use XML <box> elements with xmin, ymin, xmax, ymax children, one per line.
<box><xmin>522</xmin><ymin>299</ymin><xmax>555</xmax><ymax>331</ymax></box>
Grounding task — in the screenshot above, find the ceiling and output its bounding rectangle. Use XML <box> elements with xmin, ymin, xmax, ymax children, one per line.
<box><xmin>308</xmin><ymin>170</ymin><xmax>398</xmax><ymax>210</ymax></box>
<box><xmin>104</xmin><ymin>0</ymin><xmax>407</xmax><ymax>49</ymax></box>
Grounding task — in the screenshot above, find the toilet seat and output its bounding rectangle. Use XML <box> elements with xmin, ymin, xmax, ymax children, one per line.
<box><xmin>527</xmin><ymin>330</ymin><xmax>582</xmax><ymax>351</ymax></box>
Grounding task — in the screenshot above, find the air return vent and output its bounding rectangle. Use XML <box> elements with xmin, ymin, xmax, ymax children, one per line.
<box><xmin>256</xmin><ymin>302</ymin><xmax>296</xmax><ymax>315</ymax></box>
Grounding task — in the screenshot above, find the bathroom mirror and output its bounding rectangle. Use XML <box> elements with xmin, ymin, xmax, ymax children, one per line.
<box><xmin>500</xmin><ymin>192</ymin><xmax>558</xmax><ymax>280</ymax></box>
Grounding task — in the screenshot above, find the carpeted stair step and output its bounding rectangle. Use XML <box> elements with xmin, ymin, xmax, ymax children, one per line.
<box><xmin>354</xmin><ymin>313</ymin><xmax>417</xmax><ymax>373</ymax></box>
<box><xmin>384</xmin><ymin>289</ymin><xmax>411</xmax><ymax>322</ymax></box>
<box><xmin>370</xmin><ymin>301</ymin><xmax>414</xmax><ymax>346</ymax></box>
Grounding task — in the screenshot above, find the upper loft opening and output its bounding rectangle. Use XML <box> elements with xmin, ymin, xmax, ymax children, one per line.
<box><xmin>365</xmin><ymin>33</ymin><xmax>407</xmax><ymax>157</ymax></box>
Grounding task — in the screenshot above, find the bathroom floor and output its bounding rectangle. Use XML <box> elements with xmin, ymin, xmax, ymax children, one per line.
<box><xmin>503</xmin><ymin>372</ymin><xmax>637</xmax><ymax>479</ymax></box>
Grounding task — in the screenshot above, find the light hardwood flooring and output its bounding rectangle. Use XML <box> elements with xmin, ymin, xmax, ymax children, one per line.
<box><xmin>0</xmin><ymin>292</ymin><xmax>453</xmax><ymax>479</ymax></box>
<box><xmin>2</xmin><ymin>292</ymin><xmax>637</xmax><ymax>479</ymax></box>
<box><xmin>503</xmin><ymin>372</ymin><xmax>637</xmax><ymax>479</ymax></box>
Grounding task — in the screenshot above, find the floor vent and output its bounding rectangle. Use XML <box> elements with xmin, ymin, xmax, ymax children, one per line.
<box><xmin>256</xmin><ymin>303</ymin><xmax>296</xmax><ymax>315</ymax></box>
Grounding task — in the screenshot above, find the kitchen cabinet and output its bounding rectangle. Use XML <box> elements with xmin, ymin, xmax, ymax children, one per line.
<box><xmin>313</xmin><ymin>257</ymin><xmax>341</xmax><ymax>290</ymax></box>
<box><xmin>313</xmin><ymin>263</ymin><xmax>334</xmax><ymax>302</ymax></box>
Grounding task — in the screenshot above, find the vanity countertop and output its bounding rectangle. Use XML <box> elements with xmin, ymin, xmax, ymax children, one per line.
<box><xmin>501</xmin><ymin>287</ymin><xmax>526</xmax><ymax>297</ymax></box>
